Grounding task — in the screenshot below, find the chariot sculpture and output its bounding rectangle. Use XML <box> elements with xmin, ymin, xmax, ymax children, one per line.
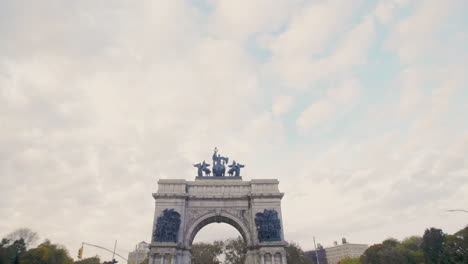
<box><xmin>194</xmin><ymin>147</ymin><xmax>245</xmax><ymax>177</ymax></box>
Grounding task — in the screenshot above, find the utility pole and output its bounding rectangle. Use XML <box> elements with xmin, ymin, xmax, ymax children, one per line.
<box><xmin>135</xmin><ymin>244</ymin><xmax>138</xmax><ymax>264</ymax></box>
<box><xmin>313</xmin><ymin>236</ymin><xmax>320</xmax><ymax>264</ymax></box>
<box><xmin>112</xmin><ymin>240</ymin><xmax>117</xmax><ymax>263</ymax></box>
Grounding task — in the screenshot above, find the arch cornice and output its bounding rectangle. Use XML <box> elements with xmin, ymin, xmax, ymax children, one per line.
<box><xmin>184</xmin><ymin>211</ymin><xmax>252</xmax><ymax>249</ymax></box>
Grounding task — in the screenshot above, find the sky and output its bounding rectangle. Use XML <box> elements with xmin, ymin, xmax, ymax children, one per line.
<box><xmin>1</xmin><ymin>0</ymin><xmax>468</xmax><ymax>261</ymax></box>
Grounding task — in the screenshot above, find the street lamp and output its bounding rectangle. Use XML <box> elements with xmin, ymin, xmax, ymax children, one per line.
<box><xmin>447</xmin><ymin>209</ymin><xmax>468</xmax><ymax>213</ymax></box>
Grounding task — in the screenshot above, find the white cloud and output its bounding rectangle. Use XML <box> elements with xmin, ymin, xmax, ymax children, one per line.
<box><xmin>269</xmin><ymin>0</ymin><xmax>360</xmax><ymax>58</ymax></box>
<box><xmin>326</xmin><ymin>16</ymin><xmax>375</xmax><ymax>67</ymax></box>
<box><xmin>265</xmin><ymin>1</ymin><xmax>375</xmax><ymax>89</ymax></box>
<box><xmin>397</xmin><ymin>67</ymin><xmax>426</xmax><ymax>116</ymax></box>
<box><xmin>296</xmin><ymin>100</ymin><xmax>334</xmax><ymax>132</ymax></box>
<box><xmin>272</xmin><ymin>95</ymin><xmax>294</xmax><ymax>116</ymax></box>
<box><xmin>373</xmin><ymin>1</ymin><xmax>397</xmax><ymax>25</ymax></box>
<box><xmin>244</xmin><ymin>111</ymin><xmax>285</xmax><ymax>147</ymax></box>
<box><xmin>208</xmin><ymin>0</ymin><xmax>298</xmax><ymax>41</ymax></box>
<box><xmin>296</xmin><ymin>79</ymin><xmax>361</xmax><ymax>132</ymax></box>
<box><xmin>327</xmin><ymin>79</ymin><xmax>361</xmax><ymax>104</ymax></box>
<box><xmin>386</xmin><ymin>0</ymin><xmax>465</xmax><ymax>63</ymax></box>
<box><xmin>372</xmin><ymin>0</ymin><xmax>412</xmax><ymax>25</ymax></box>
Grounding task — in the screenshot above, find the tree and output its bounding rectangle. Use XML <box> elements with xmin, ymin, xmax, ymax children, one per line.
<box><xmin>360</xmin><ymin>243</ymin><xmax>409</xmax><ymax>264</ymax></box>
<box><xmin>400</xmin><ymin>236</ymin><xmax>423</xmax><ymax>252</ymax></box>
<box><xmin>397</xmin><ymin>236</ymin><xmax>425</xmax><ymax>264</ymax></box>
<box><xmin>286</xmin><ymin>242</ymin><xmax>314</xmax><ymax>264</ymax></box>
<box><xmin>444</xmin><ymin>225</ymin><xmax>468</xmax><ymax>263</ymax></box>
<box><xmin>360</xmin><ymin>240</ymin><xmax>421</xmax><ymax>264</ymax></box>
<box><xmin>5</xmin><ymin>229</ymin><xmax>38</xmax><ymax>249</ymax></box>
<box><xmin>0</xmin><ymin>240</ymin><xmax>11</xmax><ymax>264</ymax></box>
<box><xmin>223</xmin><ymin>236</ymin><xmax>246</xmax><ymax>264</ymax></box>
<box><xmin>191</xmin><ymin>241</ymin><xmax>223</xmax><ymax>264</ymax></box>
<box><xmin>19</xmin><ymin>240</ymin><xmax>73</xmax><ymax>264</ymax></box>
<box><xmin>382</xmin><ymin>238</ymin><xmax>399</xmax><ymax>248</ymax></box>
<box><xmin>361</xmin><ymin>244</ymin><xmax>384</xmax><ymax>264</ymax></box>
<box><xmin>0</xmin><ymin>239</ymin><xmax>26</xmax><ymax>264</ymax></box>
<box><xmin>422</xmin><ymin>228</ymin><xmax>445</xmax><ymax>264</ymax></box>
<box><xmin>339</xmin><ymin>257</ymin><xmax>361</xmax><ymax>264</ymax></box>
<box><xmin>74</xmin><ymin>256</ymin><xmax>100</xmax><ymax>264</ymax></box>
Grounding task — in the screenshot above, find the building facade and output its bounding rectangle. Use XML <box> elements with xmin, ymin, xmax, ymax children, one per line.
<box><xmin>127</xmin><ymin>241</ymin><xmax>149</xmax><ymax>264</ymax></box>
<box><xmin>324</xmin><ymin>240</ymin><xmax>368</xmax><ymax>264</ymax></box>
<box><xmin>306</xmin><ymin>244</ymin><xmax>327</xmax><ymax>264</ymax></box>
<box><xmin>307</xmin><ymin>239</ymin><xmax>368</xmax><ymax>264</ymax></box>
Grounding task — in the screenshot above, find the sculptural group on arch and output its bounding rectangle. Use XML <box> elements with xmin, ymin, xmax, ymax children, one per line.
<box><xmin>193</xmin><ymin>147</ymin><xmax>245</xmax><ymax>177</ymax></box>
<box><xmin>152</xmin><ymin>209</ymin><xmax>181</xmax><ymax>243</ymax></box>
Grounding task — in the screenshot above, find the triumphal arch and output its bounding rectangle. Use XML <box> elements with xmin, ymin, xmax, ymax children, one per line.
<box><xmin>149</xmin><ymin>148</ymin><xmax>288</xmax><ymax>264</ymax></box>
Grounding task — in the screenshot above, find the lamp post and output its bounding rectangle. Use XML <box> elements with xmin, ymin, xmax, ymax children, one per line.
<box><xmin>447</xmin><ymin>209</ymin><xmax>468</xmax><ymax>213</ymax></box>
<box><xmin>313</xmin><ymin>236</ymin><xmax>320</xmax><ymax>264</ymax></box>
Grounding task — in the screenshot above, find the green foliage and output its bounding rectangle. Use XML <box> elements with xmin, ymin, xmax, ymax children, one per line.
<box><xmin>74</xmin><ymin>256</ymin><xmax>100</xmax><ymax>264</ymax></box>
<box><xmin>360</xmin><ymin>226</ymin><xmax>468</xmax><ymax>264</ymax></box>
<box><xmin>444</xmin><ymin>225</ymin><xmax>468</xmax><ymax>264</ymax></box>
<box><xmin>286</xmin><ymin>242</ymin><xmax>314</xmax><ymax>264</ymax></box>
<box><xmin>191</xmin><ymin>241</ymin><xmax>224</xmax><ymax>264</ymax></box>
<box><xmin>339</xmin><ymin>257</ymin><xmax>361</xmax><ymax>264</ymax></box>
<box><xmin>223</xmin><ymin>236</ymin><xmax>246</xmax><ymax>264</ymax></box>
<box><xmin>422</xmin><ymin>228</ymin><xmax>445</xmax><ymax>264</ymax></box>
<box><xmin>360</xmin><ymin>243</ymin><xmax>407</xmax><ymax>264</ymax></box>
<box><xmin>382</xmin><ymin>238</ymin><xmax>399</xmax><ymax>248</ymax></box>
<box><xmin>19</xmin><ymin>240</ymin><xmax>73</xmax><ymax>264</ymax></box>
<box><xmin>400</xmin><ymin>236</ymin><xmax>423</xmax><ymax>252</ymax></box>
<box><xmin>361</xmin><ymin>238</ymin><xmax>424</xmax><ymax>264</ymax></box>
<box><xmin>0</xmin><ymin>239</ymin><xmax>26</xmax><ymax>264</ymax></box>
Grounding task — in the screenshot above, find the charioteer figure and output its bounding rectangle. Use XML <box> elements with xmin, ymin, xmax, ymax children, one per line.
<box><xmin>212</xmin><ymin>147</ymin><xmax>229</xmax><ymax>176</ymax></box>
<box><xmin>193</xmin><ymin>160</ymin><xmax>211</xmax><ymax>176</ymax></box>
<box><xmin>228</xmin><ymin>160</ymin><xmax>245</xmax><ymax>177</ymax></box>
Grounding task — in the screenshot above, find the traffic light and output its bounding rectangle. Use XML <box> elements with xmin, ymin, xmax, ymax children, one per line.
<box><xmin>77</xmin><ymin>247</ymin><xmax>83</xmax><ymax>259</ymax></box>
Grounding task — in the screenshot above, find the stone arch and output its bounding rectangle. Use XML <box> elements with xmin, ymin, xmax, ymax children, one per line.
<box><xmin>184</xmin><ymin>212</ymin><xmax>252</xmax><ymax>248</ymax></box>
<box><xmin>151</xmin><ymin>179</ymin><xmax>288</xmax><ymax>264</ymax></box>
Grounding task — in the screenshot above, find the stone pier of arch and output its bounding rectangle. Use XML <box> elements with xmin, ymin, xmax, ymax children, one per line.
<box><xmin>149</xmin><ymin>179</ymin><xmax>288</xmax><ymax>264</ymax></box>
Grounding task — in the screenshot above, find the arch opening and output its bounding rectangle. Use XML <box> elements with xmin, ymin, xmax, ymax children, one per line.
<box><xmin>189</xmin><ymin>215</ymin><xmax>247</xmax><ymax>246</ymax></box>
<box><xmin>186</xmin><ymin>213</ymin><xmax>251</xmax><ymax>248</ymax></box>
<box><xmin>192</xmin><ymin>222</ymin><xmax>241</xmax><ymax>244</ymax></box>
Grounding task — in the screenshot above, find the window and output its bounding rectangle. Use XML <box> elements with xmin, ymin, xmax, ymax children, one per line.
<box><xmin>274</xmin><ymin>253</ymin><xmax>282</xmax><ymax>264</ymax></box>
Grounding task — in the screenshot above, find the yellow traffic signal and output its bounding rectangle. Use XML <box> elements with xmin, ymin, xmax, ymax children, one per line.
<box><xmin>78</xmin><ymin>247</ymin><xmax>83</xmax><ymax>259</ymax></box>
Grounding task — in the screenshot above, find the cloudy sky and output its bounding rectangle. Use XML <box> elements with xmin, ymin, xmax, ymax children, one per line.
<box><xmin>1</xmin><ymin>0</ymin><xmax>467</xmax><ymax>260</ymax></box>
